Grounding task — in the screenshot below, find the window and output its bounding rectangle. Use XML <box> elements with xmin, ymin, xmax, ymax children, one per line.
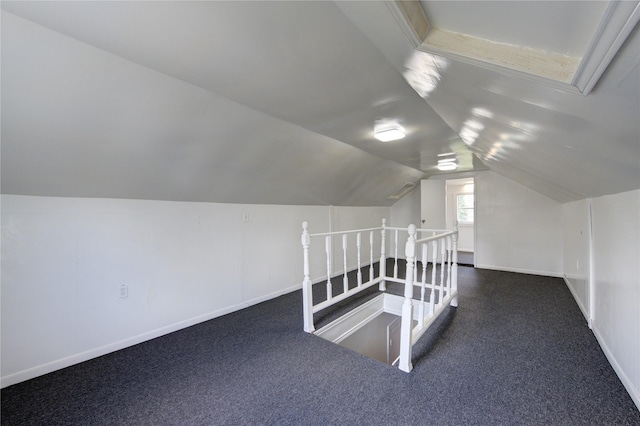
<box><xmin>457</xmin><ymin>194</ymin><xmax>474</xmax><ymax>224</ymax></box>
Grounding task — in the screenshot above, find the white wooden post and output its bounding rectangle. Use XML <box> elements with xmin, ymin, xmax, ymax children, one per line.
<box><xmin>342</xmin><ymin>233</ymin><xmax>349</xmax><ymax>294</ymax></box>
<box><xmin>393</xmin><ymin>229</ymin><xmax>399</xmax><ymax>279</ymax></box>
<box><xmin>369</xmin><ymin>231</ymin><xmax>374</xmax><ymax>283</ymax></box>
<box><xmin>431</xmin><ymin>240</ymin><xmax>438</xmax><ymax>307</ymax></box>
<box><xmin>418</xmin><ymin>242</ymin><xmax>428</xmax><ymax>328</ymax></box>
<box><xmin>301</xmin><ymin>222</ymin><xmax>314</xmax><ymax>333</ymax></box>
<box><xmin>325</xmin><ymin>235</ymin><xmax>332</xmax><ymax>301</ymax></box>
<box><xmin>446</xmin><ymin>236</ymin><xmax>452</xmax><ymax>299</ymax></box>
<box><xmin>451</xmin><ymin>223</ymin><xmax>459</xmax><ymax>307</ymax></box>
<box><xmin>379</xmin><ymin>219</ymin><xmax>387</xmax><ymax>291</ymax></box>
<box><xmin>399</xmin><ymin>224</ymin><xmax>417</xmax><ymax>373</ymax></box>
<box><xmin>439</xmin><ymin>238</ymin><xmax>445</xmax><ymax>305</ymax></box>
<box><xmin>356</xmin><ymin>232</ymin><xmax>363</xmax><ymax>287</ymax></box>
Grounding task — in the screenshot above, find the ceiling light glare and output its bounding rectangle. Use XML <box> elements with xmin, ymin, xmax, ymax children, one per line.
<box><xmin>374</xmin><ymin>124</ymin><xmax>405</xmax><ymax>142</ymax></box>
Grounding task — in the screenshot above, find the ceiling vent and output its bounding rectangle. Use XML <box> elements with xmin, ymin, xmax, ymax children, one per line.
<box><xmin>387</xmin><ymin>182</ymin><xmax>416</xmax><ymax>200</ymax></box>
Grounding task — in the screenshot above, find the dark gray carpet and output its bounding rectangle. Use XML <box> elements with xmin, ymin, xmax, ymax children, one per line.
<box><xmin>3</xmin><ymin>263</ymin><xmax>639</xmax><ymax>425</ymax></box>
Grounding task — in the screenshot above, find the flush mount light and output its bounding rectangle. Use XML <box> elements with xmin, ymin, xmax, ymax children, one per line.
<box><xmin>437</xmin><ymin>154</ymin><xmax>457</xmax><ymax>171</ymax></box>
<box><xmin>437</xmin><ymin>162</ymin><xmax>457</xmax><ymax>171</ymax></box>
<box><xmin>374</xmin><ymin>123</ymin><xmax>406</xmax><ymax>142</ymax></box>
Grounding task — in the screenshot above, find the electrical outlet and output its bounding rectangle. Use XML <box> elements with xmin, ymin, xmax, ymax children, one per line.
<box><xmin>242</xmin><ymin>212</ymin><xmax>249</xmax><ymax>222</ymax></box>
<box><xmin>119</xmin><ymin>284</ymin><xmax>128</xmax><ymax>299</ymax></box>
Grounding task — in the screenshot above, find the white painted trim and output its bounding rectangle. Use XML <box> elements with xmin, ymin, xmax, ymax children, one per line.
<box><xmin>385</xmin><ymin>0</ymin><xmax>428</xmax><ymax>49</ymax></box>
<box><xmin>592</xmin><ymin>325</ymin><xmax>640</xmax><ymax>412</ymax></box>
<box><xmin>475</xmin><ymin>264</ymin><xmax>563</xmax><ymax>278</ymax></box>
<box><xmin>563</xmin><ymin>275</ymin><xmax>590</xmax><ymax>324</ymax></box>
<box><xmin>572</xmin><ymin>0</ymin><xmax>640</xmax><ymax>95</ymax></box>
<box><xmin>0</xmin><ymin>283</ymin><xmax>300</xmax><ymax>388</ymax></box>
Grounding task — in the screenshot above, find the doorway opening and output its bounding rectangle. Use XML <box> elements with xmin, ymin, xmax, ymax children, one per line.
<box><xmin>446</xmin><ymin>178</ymin><xmax>475</xmax><ymax>266</ymax></box>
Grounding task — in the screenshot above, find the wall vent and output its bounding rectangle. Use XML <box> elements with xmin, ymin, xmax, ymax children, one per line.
<box><xmin>387</xmin><ymin>182</ymin><xmax>416</xmax><ymax>200</ymax></box>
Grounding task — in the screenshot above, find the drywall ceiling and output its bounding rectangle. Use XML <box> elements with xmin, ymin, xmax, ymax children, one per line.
<box><xmin>1</xmin><ymin>1</ymin><xmax>639</xmax><ymax>205</ymax></box>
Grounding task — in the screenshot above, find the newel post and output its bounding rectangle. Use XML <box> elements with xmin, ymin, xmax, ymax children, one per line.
<box><xmin>302</xmin><ymin>222</ymin><xmax>314</xmax><ymax>333</ymax></box>
<box><xmin>379</xmin><ymin>218</ymin><xmax>387</xmax><ymax>291</ymax></box>
<box><xmin>451</xmin><ymin>222</ymin><xmax>459</xmax><ymax>308</ymax></box>
<box><xmin>399</xmin><ymin>224</ymin><xmax>417</xmax><ymax>373</ymax></box>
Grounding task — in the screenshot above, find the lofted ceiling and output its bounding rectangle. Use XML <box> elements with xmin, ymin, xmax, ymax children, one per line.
<box><xmin>1</xmin><ymin>1</ymin><xmax>639</xmax><ymax>206</ymax></box>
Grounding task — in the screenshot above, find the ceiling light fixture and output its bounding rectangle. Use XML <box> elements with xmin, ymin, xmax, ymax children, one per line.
<box><xmin>437</xmin><ymin>154</ymin><xmax>457</xmax><ymax>171</ymax></box>
<box><xmin>374</xmin><ymin>123</ymin><xmax>406</xmax><ymax>142</ymax></box>
<box><xmin>437</xmin><ymin>162</ymin><xmax>457</xmax><ymax>171</ymax></box>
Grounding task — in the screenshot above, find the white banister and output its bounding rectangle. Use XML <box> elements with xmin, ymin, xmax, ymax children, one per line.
<box><xmin>302</xmin><ymin>222</ymin><xmax>314</xmax><ymax>333</ymax></box>
<box><xmin>418</xmin><ymin>242</ymin><xmax>428</xmax><ymax>328</ymax></box>
<box><xmin>301</xmin><ymin>220</ymin><xmax>459</xmax><ymax>372</ymax></box>
<box><xmin>379</xmin><ymin>219</ymin><xmax>386</xmax><ymax>291</ymax></box>
<box><xmin>369</xmin><ymin>231</ymin><xmax>374</xmax><ymax>285</ymax></box>
<box><xmin>446</xmin><ymin>236</ymin><xmax>452</xmax><ymax>300</ymax></box>
<box><xmin>439</xmin><ymin>238</ymin><xmax>446</xmax><ymax>305</ymax></box>
<box><xmin>356</xmin><ymin>232</ymin><xmax>363</xmax><ymax>287</ymax></box>
<box><xmin>342</xmin><ymin>234</ymin><xmax>348</xmax><ymax>294</ymax></box>
<box><xmin>393</xmin><ymin>229</ymin><xmax>399</xmax><ymax>279</ymax></box>
<box><xmin>399</xmin><ymin>224</ymin><xmax>417</xmax><ymax>373</ymax></box>
<box><xmin>325</xmin><ymin>235</ymin><xmax>332</xmax><ymax>301</ymax></box>
<box><xmin>451</xmin><ymin>223</ymin><xmax>459</xmax><ymax>307</ymax></box>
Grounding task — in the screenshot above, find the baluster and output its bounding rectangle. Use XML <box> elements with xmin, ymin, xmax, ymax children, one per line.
<box><xmin>418</xmin><ymin>242</ymin><xmax>428</xmax><ymax>327</ymax></box>
<box><xmin>302</xmin><ymin>222</ymin><xmax>314</xmax><ymax>333</ymax></box>
<box><xmin>325</xmin><ymin>235</ymin><xmax>332</xmax><ymax>301</ymax></box>
<box><xmin>446</xmin><ymin>236</ymin><xmax>452</xmax><ymax>299</ymax></box>
<box><xmin>369</xmin><ymin>231</ymin><xmax>374</xmax><ymax>283</ymax></box>
<box><xmin>342</xmin><ymin>234</ymin><xmax>348</xmax><ymax>294</ymax></box>
<box><xmin>357</xmin><ymin>232</ymin><xmax>363</xmax><ymax>286</ymax></box>
<box><xmin>421</xmin><ymin>243</ymin><xmax>428</xmax><ymax>300</ymax></box>
<box><xmin>399</xmin><ymin>224</ymin><xmax>416</xmax><ymax>373</ymax></box>
<box><xmin>431</xmin><ymin>240</ymin><xmax>438</xmax><ymax>308</ymax></box>
<box><xmin>451</xmin><ymin>223</ymin><xmax>459</xmax><ymax>307</ymax></box>
<box><xmin>393</xmin><ymin>229</ymin><xmax>399</xmax><ymax>278</ymax></box>
<box><xmin>439</xmin><ymin>238</ymin><xmax>446</xmax><ymax>305</ymax></box>
<box><xmin>379</xmin><ymin>219</ymin><xmax>387</xmax><ymax>291</ymax></box>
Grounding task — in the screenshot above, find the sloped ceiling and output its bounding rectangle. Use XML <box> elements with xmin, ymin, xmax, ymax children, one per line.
<box><xmin>1</xmin><ymin>1</ymin><xmax>639</xmax><ymax>205</ymax></box>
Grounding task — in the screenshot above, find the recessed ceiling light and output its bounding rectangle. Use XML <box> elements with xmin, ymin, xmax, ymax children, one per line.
<box><xmin>374</xmin><ymin>123</ymin><xmax>405</xmax><ymax>142</ymax></box>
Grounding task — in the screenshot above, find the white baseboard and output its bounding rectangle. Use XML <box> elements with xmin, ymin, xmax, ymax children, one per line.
<box><xmin>1</xmin><ymin>283</ymin><xmax>301</xmax><ymax>389</ymax></box>
<box><xmin>592</xmin><ymin>325</ymin><xmax>640</xmax><ymax>412</ymax></box>
<box><xmin>474</xmin><ymin>263</ymin><xmax>563</xmax><ymax>278</ymax></box>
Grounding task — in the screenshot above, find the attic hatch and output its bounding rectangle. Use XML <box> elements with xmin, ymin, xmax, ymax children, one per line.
<box><xmin>387</xmin><ymin>0</ymin><xmax>640</xmax><ymax>95</ymax></box>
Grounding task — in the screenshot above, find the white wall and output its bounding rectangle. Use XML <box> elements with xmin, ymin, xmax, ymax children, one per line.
<box><xmin>0</xmin><ymin>194</ymin><xmax>387</xmax><ymax>387</ymax></box>
<box><xmin>475</xmin><ymin>171</ymin><xmax>563</xmax><ymax>276</ymax></box>
<box><xmin>561</xmin><ymin>199</ymin><xmax>591</xmax><ymax>323</ymax></box>
<box><xmin>590</xmin><ymin>189</ymin><xmax>640</xmax><ymax>410</ymax></box>
<box><xmin>390</xmin><ymin>186</ymin><xmax>420</xmax><ymax>230</ymax></box>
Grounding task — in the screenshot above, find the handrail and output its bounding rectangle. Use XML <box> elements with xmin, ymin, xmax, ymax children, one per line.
<box><xmin>415</xmin><ymin>230</ymin><xmax>456</xmax><ymax>244</ymax></box>
<box><xmin>309</xmin><ymin>226</ymin><xmax>383</xmax><ymax>238</ymax></box>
